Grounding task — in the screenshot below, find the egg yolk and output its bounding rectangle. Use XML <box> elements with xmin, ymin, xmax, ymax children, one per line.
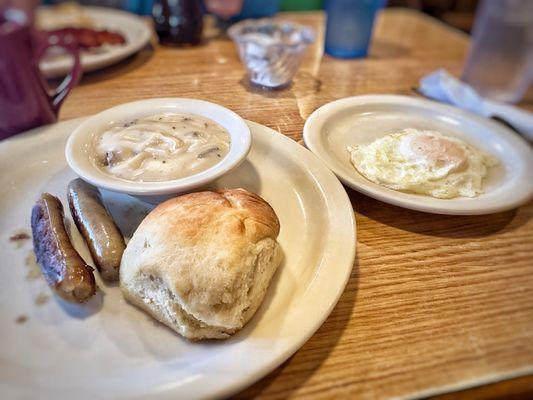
<box><xmin>409</xmin><ymin>134</ymin><xmax>467</xmax><ymax>170</ymax></box>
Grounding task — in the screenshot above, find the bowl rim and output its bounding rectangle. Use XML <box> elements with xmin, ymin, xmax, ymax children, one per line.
<box><xmin>65</xmin><ymin>98</ymin><xmax>252</xmax><ymax>196</ymax></box>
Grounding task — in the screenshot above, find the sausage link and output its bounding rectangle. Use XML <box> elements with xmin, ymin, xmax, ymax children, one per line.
<box><xmin>67</xmin><ymin>179</ymin><xmax>125</xmax><ymax>281</ymax></box>
<box><xmin>31</xmin><ymin>193</ymin><xmax>96</xmax><ymax>303</ymax></box>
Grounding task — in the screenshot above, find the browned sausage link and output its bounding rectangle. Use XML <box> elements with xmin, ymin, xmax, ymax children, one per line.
<box><xmin>67</xmin><ymin>179</ymin><xmax>125</xmax><ymax>281</ymax></box>
<box><xmin>31</xmin><ymin>193</ymin><xmax>96</xmax><ymax>303</ymax></box>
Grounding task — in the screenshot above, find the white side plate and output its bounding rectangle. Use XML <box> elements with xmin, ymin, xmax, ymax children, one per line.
<box><xmin>0</xmin><ymin>118</ymin><xmax>356</xmax><ymax>399</ymax></box>
<box><xmin>38</xmin><ymin>7</ymin><xmax>152</xmax><ymax>78</ymax></box>
<box><xmin>304</xmin><ymin>95</ymin><xmax>533</xmax><ymax>215</ymax></box>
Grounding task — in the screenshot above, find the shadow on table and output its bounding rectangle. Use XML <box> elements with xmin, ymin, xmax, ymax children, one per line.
<box><xmin>238</xmin><ymin>71</ymin><xmax>323</xmax><ymax>100</ymax></box>
<box><xmin>235</xmin><ymin>257</ymin><xmax>360</xmax><ymax>398</ymax></box>
<box><xmin>76</xmin><ymin>44</ymin><xmax>155</xmax><ymax>85</ymax></box>
<box><xmin>348</xmin><ymin>189</ymin><xmax>531</xmax><ymax>239</ymax></box>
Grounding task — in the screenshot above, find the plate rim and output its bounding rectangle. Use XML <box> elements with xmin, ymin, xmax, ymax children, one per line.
<box><xmin>303</xmin><ymin>94</ymin><xmax>533</xmax><ymax>215</ymax></box>
<box><xmin>38</xmin><ymin>6</ymin><xmax>152</xmax><ymax>78</ymax></box>
<box><xmin>0</xmin><ymin>117</ymin><xmax>356</xmax><ymax>399</ymax></box>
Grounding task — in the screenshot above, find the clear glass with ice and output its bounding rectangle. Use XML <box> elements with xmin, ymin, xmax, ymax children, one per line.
<box><xmin>228</xmin><ymin>19</ymin><xmax>314</xmax><ymax>89</ymax></box>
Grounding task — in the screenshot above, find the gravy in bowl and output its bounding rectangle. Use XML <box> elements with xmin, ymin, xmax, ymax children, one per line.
<box><xmin>92</xmin><ymin>113</ymin><xmax>230</xmax><ymax>182</ymax></box>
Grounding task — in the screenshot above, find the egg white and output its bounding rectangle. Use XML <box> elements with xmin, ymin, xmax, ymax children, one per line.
<box><xmin>347</xmin><ymin>129</ymin><xmax>498</xmax><ymax>199</ymax></box>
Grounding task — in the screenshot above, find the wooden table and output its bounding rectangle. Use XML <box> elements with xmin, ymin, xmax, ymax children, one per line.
<box><xmin>59</xmin><ymin>9</ymin><xmax>533</xmax><ymax>399</ymax></box>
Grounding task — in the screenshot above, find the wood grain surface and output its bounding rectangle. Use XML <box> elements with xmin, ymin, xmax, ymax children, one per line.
<box><xmin>58</xmin><ymin>9</ymin><xmax>533</xmax><ymax>399</ymax></box>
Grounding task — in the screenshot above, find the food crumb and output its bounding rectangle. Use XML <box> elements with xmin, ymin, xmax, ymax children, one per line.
<box><xmin>122</xmin><ymin>119</ymin><xmax>138</xmax><ymax>128</ymax></box>
<box><xmin>35</xmin><ymin>292</ymin><xmax>50</xmax><ymax>306</ymax></box>
<box><xmin>16</xmin><ymin>315</ymin><xmax>28</xmax><ymax>324</ymax></box>
<box><xmin>10</xmin><ymin>231</ymin><xmax>31</xmax><ymax>248</ymax></box>
<box><xmin>10</xmin><ymin>232</ymin><xmax>30</xmax><ymax>242</ymax></box>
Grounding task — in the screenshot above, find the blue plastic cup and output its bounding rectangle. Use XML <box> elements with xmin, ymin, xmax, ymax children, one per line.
<box><xmin>325</xmin><ymin>0</ymin><xmax>386</xmax><ymax>58</ymax></box>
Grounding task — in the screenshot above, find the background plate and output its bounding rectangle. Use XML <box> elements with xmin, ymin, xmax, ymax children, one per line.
<box><xmin>0</xmin><ymin>118</ymin><xmax>355</xmax><ymax>399</ymax></box>
<box><xmin>303</xmin><ymin>95</ymin><xmax>533</xmax><ymax>215</ymax></box>
<box><xmin>38</xmin><ymin>7</ymin><xmax>152</xmax><ymax>78</ymax></box>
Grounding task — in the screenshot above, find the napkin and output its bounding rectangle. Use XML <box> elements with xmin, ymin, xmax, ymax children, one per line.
<box><xmin>419</xmin><ymin>69</ymin><xmax>533</xmax><ymax>142</ymax></box>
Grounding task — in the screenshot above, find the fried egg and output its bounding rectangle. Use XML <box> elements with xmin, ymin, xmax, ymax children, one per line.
<box><xmin>347</xmin><ymin>129</ymin><xmax>498</xmax><ymax>199</ymax></box>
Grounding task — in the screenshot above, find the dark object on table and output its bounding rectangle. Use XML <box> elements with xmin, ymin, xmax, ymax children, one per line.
<box><xmin>46</xmin><ymin>27</ymin><xmax>126</xmax><ymax>49</ymax></box>
<box><xmin>67</xmin><ymin>179</ymin><xmax>125</xmax><ymax>281</ymax></box>
<box><xmin>490</xmin><ymin>115</ymin><xmax>527</xmax><ymax>139</ymax></box>
<box><xmin>152</xmin><ymin>0</ymin><xmax>203</xmax><ymax>46</ymax></box>
<box><xmin>31</xmin><ymin>193</ymin><xmax>96</xmax><ymax>303</ymax></box>
<box><xmin>0</xmin><ymin>6</ymin><xmax>81</xmax><ymax>139</ymax></box>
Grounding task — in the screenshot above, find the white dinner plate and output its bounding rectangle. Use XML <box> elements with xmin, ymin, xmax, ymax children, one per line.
<box><xmin>0</xmin><ymin>118</ymin><xmax>356</xmax><ymax>399</ymax></box>
<box><xmin>38</xmin><ymin>7</ymin><xmax>152</xmax><ymax>78</ymax></box>
<box><xmin>303</xmin><ymin>95</ymin><xmax>533</xmax><ymax>215</ymax></box>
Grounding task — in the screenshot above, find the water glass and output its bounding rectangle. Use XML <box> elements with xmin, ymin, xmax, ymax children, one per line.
<box><xmin>324</xmin><ymin>0</ymin><xmax>386</xmax><ymax>58</ymax></box>
<box><xmin>462</xmin><ymin>0</ymin><xmax>533</xmax><ymax>103</ymax></box>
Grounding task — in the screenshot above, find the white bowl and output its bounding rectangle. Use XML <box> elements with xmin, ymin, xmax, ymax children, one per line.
<box><xmin>65</xmin><ymin>98</ymin><xmax>252</xmax><ymax>203</ymax></box>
